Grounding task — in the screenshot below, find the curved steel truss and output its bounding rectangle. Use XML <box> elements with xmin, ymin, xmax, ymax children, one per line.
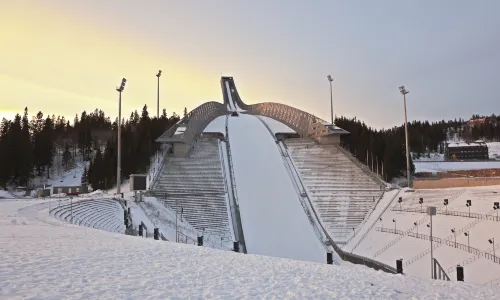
<box><xmin>156</xmin><ymin>101</ymin><xmax>226</xmax><ymax>145</ymax></box>
<box><xmin>221</xmin><ymin>76</ymin><xmax>348</xmax><ymax>137</ymax></box>
<box><xmin>156</xmin><ymin>76</ymin><xmax>347</xmax><ymax>147</ymax></box>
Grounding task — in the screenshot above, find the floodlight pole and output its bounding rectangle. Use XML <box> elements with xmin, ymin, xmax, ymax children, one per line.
<box><xmin>428</xmin><ymin>206</ymin><xmax>436</xmax><ymax>280</ymax></box>
<box><xmin>400</xmin><ymin>86</ymin><xmax>411</xmax><ymax>188</ymax></box>
<box><xmin>116</xmin><ymin>78</ymin><xmax>126</xmax><ymax>195</ymax></box>
<box><xmin>156</xmin><ymin>70</ymin><xmax>162</xmax><ymax>119</ymax></box>
<box><xmin>327</xmin><ymin>75</ymin><xmax>334</xmax><ymax>125</ymax></box>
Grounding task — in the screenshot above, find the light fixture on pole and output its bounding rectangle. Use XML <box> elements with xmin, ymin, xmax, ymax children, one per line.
<box><xmin>116</xmin><ymin>78</ymin><xmax>127</xmax><ymax>195</ymax></box>
<box><xmin>414</xmin><ymin>222</ymin><xmax>418</xmax><ymax>235</ymax></box>
<box><xmin>392</xmin><ymin>218</ymin><xmax>396</xmax><ymax>232</ymax></box>
<box><xmin>466</xmin><ymin>200</ymin><xmax>472</xmax><ymax>217</ymax></box>
<box><xmin>444</xmin><ymin>199</ymin><xmax>449</xmax><ymax>214</ymax></box>
<box><xmin>156</xmin><ymin>70</ymin><xmax>162</xmax><ymax>119</ymax></box>
<box><xmin>494</xmin><ymin>202</ymin><xmax>499</xmax><ymax>222</ymax></box>
<box><xmin>327</xmin><ymin>75</ymin><xmax>334</xmax><ymax>125</ymax></box>
<box><xmin>489</xmin><ymin>238</ymin><xmax>495</xmax><ymax>258</ymax></box>
<box><xmin>464</xmin><ymin>232</ymin><xmax>470</xmax><ymax>253</ymax></box>
<box><xmin>399</xmin><ymin>85</ymin><xmax>411</xmax><ymax>188</ymax></box>
<box><xmin>451</xmin><ymin>228</ymin><xmax>456</xmax><ymax>248</ymax></box>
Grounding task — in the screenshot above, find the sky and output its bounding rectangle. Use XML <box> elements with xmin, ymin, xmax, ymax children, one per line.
<box><xmin>1</xmin><ymin>0</ymin><xmax>499</xmax><ymax>129</ymax></box>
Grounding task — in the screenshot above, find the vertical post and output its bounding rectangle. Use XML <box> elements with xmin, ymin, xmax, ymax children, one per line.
<box><xmin>327</xmin><ymin>252</ymin><xmax>333</xmax><ymax>265</ymax></box>
<box><xmin>456</xmin><ymin>265</ymin><xmax>464</xmax><ymax>282</ymax></box>
<box><xmin>117</xmin><ymin>90</ymin><xmax>122</xmax><ymax>195</ymax></box>
<box><xmin>327</xmin><ymin>75</ymin><xmax>334</xmax><ymax>125</ymax></box>
<box><xmin>175</xmin><ymin>199</ymin><xmax>178</xmax><ymax>243</ymax></box>
<box><xmin>139</xmin><ymin>224</ymin><xmax>143</xmax><ymax>237</ymax></box>
<box><xmin>197</xmin><ymin>235</ymin><xmax>204</xmax><ymax>246</ymax></box>
<box><xmin>430</xmin><ymin>212</ymin><xmax>434</xmax><ymax>279</ymax></box>
<box><xmin>233</xmin><ymin>241</ymin><xmax>240</xmax><ymax>252</ymax></box>
<box><xmin>468</xmin><ymin>235</ymin><xmax>470</xmax><ymax>253</ymax></box>
<box><xmin>157</xmin><ymin>74</ymin><xmax>160</xmax><ymax>118</ymax></box>
<box><xmin>396</xmin><ymin>259</ymin><xmax>403</xmax><ymax>274</ymax></box>
<box><xmin>70</xmin><ymin>197</ymin><xmax>73</xmax><ymax>223</ymax></box>
<box><xmin>154</xmin><ymin>228</ymin><xmax>159</xmax><ymax>240</ymax></box>
<box><xmin>403</xmin><ymin>93</ymin><xmax>410</xmax><ymax>188</ymax></box>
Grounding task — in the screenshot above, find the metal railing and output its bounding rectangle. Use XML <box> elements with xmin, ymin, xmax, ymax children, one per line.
<box><xmin>376</xmin><ymin>227</ymin><xmax>483</xmax><ymax>256</ymax></box>
<box><xmin>433</xmin><ymin>258</ymin><xmax>451</xmax><ymax>281</ymax></box>
<box><xmin>224</xmin><ymin>115</ymin><xmax>246</xmax><ymax>253</ymax></box>
<box><xmin>390</xmin><ymin>206</ymin><xmax>500</xmax><ymax>222</ymax></box>
<box><xmin>373</xmin><ymin>189</ymin><xmax>466</xmax><ymax>259</ymax></box>
<box><xmin>347</xmin><ymin>190</ymin><xmax>402</xmax><ymax>253</ymax></box>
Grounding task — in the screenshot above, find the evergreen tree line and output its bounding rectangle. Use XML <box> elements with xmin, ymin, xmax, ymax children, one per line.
<box><xmin>335</xmin><ymin>114</ymin><xmax>500</xmax><ymax>181</ymax></box>
<box><xmin>0</xmin><ymin>106</ymin><xmax>179</xmax><ymax>189</ymax></box>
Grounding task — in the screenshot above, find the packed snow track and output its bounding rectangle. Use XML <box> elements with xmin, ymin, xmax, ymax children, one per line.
<box><xmin>228</xmin><ymin>114</ymin><xmax>326</xmax><ymax>263</ymax></box>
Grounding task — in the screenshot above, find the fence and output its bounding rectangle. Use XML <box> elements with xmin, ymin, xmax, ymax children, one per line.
<box><xmin>391</xmin><ymin>206</ymin><xmax>499</xmax><ymax>222</ymax></box>
<box><xmin>433</xmin><ymin>258</ymin><xmax>451</xmax><ymax>281</ymax></box>
<box><xmin>377</xmin><ymin>227</ymin><xmax>500</xmax><ymax>264</ymax></box>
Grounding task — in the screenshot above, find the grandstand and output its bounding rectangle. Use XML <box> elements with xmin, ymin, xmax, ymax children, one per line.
<box><xmin>149</xmin><ymin>137</ymin><xmax>232</xmax><ymax>240</ymax></box>
<box><xmin>285</xmin><ymin>137</ymin><xmax>384</xmax><ymax>244</ymax></box>
<box><xmin>50</xmin><ymin>199</ymin><xmax>125</xmax><ymax>234</ymax></box>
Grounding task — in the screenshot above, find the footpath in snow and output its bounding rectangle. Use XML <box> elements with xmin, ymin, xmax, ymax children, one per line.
<box><xmin>228</xmin><ymin>114</ymin><xmax>325</xmax><ymax>263</ymax></box>
<box><xmin>2</xmin><ymin>199</ymin><xmax>500</xmax><ymax>298</ymax></box>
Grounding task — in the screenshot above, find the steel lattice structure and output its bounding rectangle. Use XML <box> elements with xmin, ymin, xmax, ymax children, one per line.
<box><xmin>157</xmin><ymin>77</ymin><xmax>347</xmax><ymax>147</ymax></box>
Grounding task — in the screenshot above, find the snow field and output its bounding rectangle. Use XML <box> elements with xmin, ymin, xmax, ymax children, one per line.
<box><xmin>228</xmin><ymin>114</ymin><xmax>326</xmax><ymax>263</ymax></box>
<box><xmin>415</xmin><ymin>161</ymin><xmax>500</xmax><ymax>173</ymax></box>
<box><xmin>3</xmin><ymin>200</ymin><xmax>500</xmax><ymax>298</ymax></box>
<box><xmin>353</xmin><ymin>186</ymin><xmax>500</xmax><ymax>284</ymax></box>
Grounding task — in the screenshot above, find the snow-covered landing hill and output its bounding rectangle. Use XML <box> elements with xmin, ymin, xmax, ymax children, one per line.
<box><xmin>1</xmin><ymin>199</ymin><xmax>500</xmax><ymax>299</ymax></box>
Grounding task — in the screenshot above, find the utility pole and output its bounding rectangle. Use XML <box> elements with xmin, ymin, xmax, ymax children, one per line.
<box><xmin>327</xmin><ymin>75</ymin><xmax>334</xmax><ymax>125</ymax></box>
<box><xmin>116</xmin><ymin>78</ymin><xmax>127</xmax><ymax>195</ymax></box>
<box><xmin>399</xmin><ymin>85</ymin><xmax>411</xmax><ymax>188</ymax></box>
<box><xmin>156</xmin><ymin>70</ymin><xmax>162</xmax><ymax>119</ymax></box>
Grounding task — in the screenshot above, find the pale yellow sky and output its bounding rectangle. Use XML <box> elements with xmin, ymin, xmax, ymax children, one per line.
<box><xmin>0</xmin><ymin>1</ymin><xmax>223</xmax><ymax>122</ymax></box>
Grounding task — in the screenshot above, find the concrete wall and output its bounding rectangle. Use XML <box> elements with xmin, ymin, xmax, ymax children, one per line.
<box><xmin>413</xmin><ymin>177</ymin><xmax>500</xmax><ymax>189</ymax></box>
<box><xmin>315</xmin><ymin>134</ymin><xmax>341</xmax><ymax>145</ymax></box>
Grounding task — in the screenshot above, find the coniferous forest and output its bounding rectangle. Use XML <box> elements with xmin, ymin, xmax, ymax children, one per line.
<box><xmin>0</xmin><ymin>105</ymin><xmax>179</xmax><ymax>189</ymax></box>
<box><xmin>0</xmin><ymin>106</ymin><xmax>498</xmax><ymax>189</ymax></box>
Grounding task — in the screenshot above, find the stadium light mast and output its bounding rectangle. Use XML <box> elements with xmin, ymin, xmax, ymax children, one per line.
<box><xmin>327</xmin><ymin>75</ymin><xmax>334</xmax><ymax>125</ymax></box>
<box><xmin>399</xmin><ymin>85</ymin><xmax>411</xmax><ymax>188</ymax></box>
<box><xmin>156</xmin><ymin>70</ymin><xmax>162</xmax><ymax>118</ymax></box>
<box><xmin>116</xmin><ymin>78</ymin><xmax>127</xmax><ymax>195</ymax></box>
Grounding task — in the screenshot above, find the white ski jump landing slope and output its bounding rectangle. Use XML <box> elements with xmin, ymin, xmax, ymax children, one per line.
<box><xmin>228</xmin><ymin>114</ymin><xmax>325</xmax><ymax>263</ymax></box>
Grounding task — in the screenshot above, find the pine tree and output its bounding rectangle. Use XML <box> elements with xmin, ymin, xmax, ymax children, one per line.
<box><xmin>62</xmin><ymin>143</ymin><xmax>72</xmax><ymax>170</ymax></box>
<box><xmin>81</xmin><ymin>166</ymin><xmax>88</xmax><ymax>186</ymax></box>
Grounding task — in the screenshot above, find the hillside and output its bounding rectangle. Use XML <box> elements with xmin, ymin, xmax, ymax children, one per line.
<box><xmin>2</xmin><ymin>199</ymin><xmax>500</xmax><ymax>299</ymax></box>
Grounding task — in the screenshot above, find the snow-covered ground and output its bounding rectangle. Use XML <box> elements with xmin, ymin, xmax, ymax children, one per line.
<box><xmin>350</xmin><ymin>186</ymin><xmax>500</xmax><ymax>285</ymax></box>
<box><xmin>2</xmin><ymin>199</ymin><xmax>500</xmax><ymax>298</ymax></box>
<box><xmin>228</xmin><ymin>114</ymin><xmax>326</xmax><ymax>263</ymax></box>
<box><xmin>257</xmin><ymin>116</ymin><xmax>295</xmax><ymax>134</ymax></box>
<box><xmin>203</xmin><ymin>115</ymin><xmax>226</xmax><ymax>135</ymax></box>
<box><xmin>415</xmin><ymin>161</ymin><xmax>500</xmax><ymax>173</ymax></box>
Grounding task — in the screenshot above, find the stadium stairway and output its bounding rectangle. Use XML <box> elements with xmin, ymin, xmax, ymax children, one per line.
<box><xmin>149</xmin><ymin>137</ymin><xmax>232</xmax><ymax>240</ymax></box>
<box><xmin>285</xmin><ymin>137</ymin><xmax>384</xmax><ymax>244</ymax></box>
